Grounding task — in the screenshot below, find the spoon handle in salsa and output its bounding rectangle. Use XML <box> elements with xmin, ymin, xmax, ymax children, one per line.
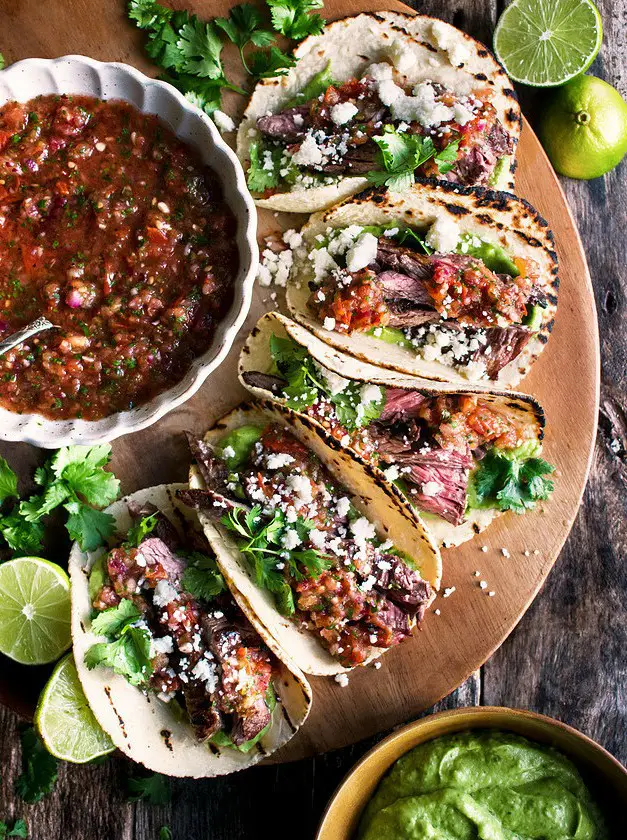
<box><xmin>0</xmin><ymin>316</ymin><xmax>57</xmax><ymax>356</ymax></box>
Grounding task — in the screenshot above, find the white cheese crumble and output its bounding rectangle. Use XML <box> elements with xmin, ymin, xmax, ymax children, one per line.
<box><xmin>222</xmin><ymin>445</ymin><xmax>236</xmax><ymax>459</ymax></box>
<box><xmin>315</xmin><ymin>362</ymin><xmax>350</xmax><ymax>395</ymax></box>
<box><xmin>309</xmin><ymin>528</ymin><xmax>327</xmax><ymax>550</ymax></box>
<box><xmin>266</xmin><ymin>452</ymin><xmax>295</xmax><ymax>469</ymax></box>
<box><xmin>291</xmin><ymin>133</ymin><xmax>324</xmax><ymax>166</ymax></box>
<box><xmin>431</xmin><ymin>20</ymin><xmax>471</xmax><ymax>67</ymax></box>
<box><xmin>350</xmin><ymin>516</ymin><xmax>377</xmax><ymax>541</ymax></box>
<box><xmin>323</xmin><ymin>316</ymin><xmax>337</xmax><ymax>331</ymax></box>
<box><xmin>330</xmin><ymin>101</ymin><xmax>359</xmax><ymax>125</ymax></box>
<box><xmin>153</xmin><ymin>580</ymin><xmax>179</xmax><ymax>608</ymax></box>
<box><xmin>383</xmin><ymin>464</ymin><xmax>400</xmax><ymax>481</ymax></box>
<box><xmin>345</xmin><ymin>232</ymin><xmax>379</xmax><ymax>273</ymax></box>
<box><xmin>192</xmin><ymin>658</ymin><xmax>218</xmax><ymax>692</ymax></box>
<box><xmin>425</xmin><ymin>216</ymin><xmax>460</xmax><ymax>253</ymax></box>
<box><xmin>212</xmin><ymin>109</ymin><xmax>235</xmax><ymax>133</ymax></box>
<box><xmin>286</xmin><ymin>474</ymin><xmax>314</xmax><ymax>505</ymax></box>
<box><xmin>150</xmin><ymin>635</ymin><xmax>174</xmax><ymax>656</ymax></box>
<box><xmin>386</xmin><ymin>39</ymin><xmax>418</xmax><ymax>76</ymax></box>
<box><xmin>283</xmin><ymin>528</ymin><xmax>302</xmax><ymax>550</ymax></box>
<box><xmin>334</xmin><ymin>673</ymin><xmax>349</xmax><ymax>687</ymax></box>
<box><xmin>421</xmin><ymin>481</ymin><xmax>444</xmax><ymax>497</ymax></box>
<box><xmin>336</xmin><ymin>497</ymin><xmax>351</xmax><ymax>518</ymax></box>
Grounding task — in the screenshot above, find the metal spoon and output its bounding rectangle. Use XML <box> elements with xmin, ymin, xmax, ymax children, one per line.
<box><xmin>0</xmin><ymin>316</ymin><xmax>58</xmax><ymax>356</ymax></box>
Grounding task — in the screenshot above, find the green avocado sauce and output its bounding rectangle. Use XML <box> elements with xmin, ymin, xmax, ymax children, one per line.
<box><xmin>358</xmin><ymin>731</ymin><xmax>608</xmax><ymax>840</ymax></box>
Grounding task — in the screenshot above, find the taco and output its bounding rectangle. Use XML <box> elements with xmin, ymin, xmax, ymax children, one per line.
<box><xmin>70</xmin><ymin>483</ymin><xmax>311</xmax><ymax>778</ymax></box>
<box><xmin>239</xmin><ymin>312</ymin><xmax>555</xmax><ymax>548</ymax></box>
<box><xmin>238</xmin><ymin>11</ymin><xmax>521</xmax><ymax>212</ymax></box>
<box><xmin>283</xmin><ymin>181</ymin><xmax>558</xmax><ymax>388</ymax></box>
<box><xmin>178</xmin><ymin>401</ymin><xmax>442</xmax><ymax>676</ymax></box>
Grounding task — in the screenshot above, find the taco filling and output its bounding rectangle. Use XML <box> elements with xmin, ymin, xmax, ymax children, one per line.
<box><xmin>302</xmin><ymin>222</ymin><xmax>547</xmax><ymax>381</ymax></box>
<box><xmin>85</xmin><ymin>503</ymin><xmax>277</xmax><ymax>751</ymax></box>
<box><xmin>248</xmin><ymin>59</ymin><xmax>514</xmax><ymax>198</ymax></box>
<box><xmin>179</xmin><ymin>426</ymin><xmax>433</xmax><ymax>668</ymax></box>
<box><xmin>242</xmin><ymin>336</ymin><xmax>555</xmax><ymax>528</ymax></box>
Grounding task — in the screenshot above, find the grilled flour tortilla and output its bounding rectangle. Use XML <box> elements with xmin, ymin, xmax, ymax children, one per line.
<box><xmin>181</xmin><ymin>402</ymin><xmax>442</xmax><ymax>676</ymax></box>
<box><xmin>70</xmin><ymin>484</ymin><xmax>311</xmax><ymax>778</ymax></box>
<box><xmin>238</xmin><ymin>11</ymin><xmax>521</xmax><ymax>212</ymax></box>
<box><xmin>240</xmin><ymin>313</ymin><xmax>554</xmax><ymax>548</ymax></box>
<box><xmin>285</xmin><ymin>181</ymin><xmax>559</xmax><ymax>388</ymax></box>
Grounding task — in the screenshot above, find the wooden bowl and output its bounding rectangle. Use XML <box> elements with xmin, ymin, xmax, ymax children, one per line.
<box><xmin>316</xmin><ymin>707</ymin><xmax>627</xmax><ymax>839</ymax></box>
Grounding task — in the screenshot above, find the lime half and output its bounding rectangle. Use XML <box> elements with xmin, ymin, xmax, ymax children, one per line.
<box><xmin>494</xmin><ymin>0</ymin><xmax>602</xmax><ymax>87</ymax></box>
<box><xmin>0</xmin><ymin>556</ymin><xmax>71</xmax><ymax>664</ymax></box>
<box><xmin>35</xmin><ymin>653</ymin><xmax>115</xmax><ymax>762</ymax></box>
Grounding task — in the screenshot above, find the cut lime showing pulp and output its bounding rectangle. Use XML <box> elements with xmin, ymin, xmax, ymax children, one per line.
<box><xmin>494</xmin><ymin>0</ymin><xmax>602</xmax><ymax>87</ymax></box>
<box><xmin>35</xmin><ymin>653</ymin><xmax>115</xmax><ymax>762</ymax></box>
<box><xmin>0</xmin><ymin>556</ymin><xmax>71</xmax><ymax>664</ymax></box>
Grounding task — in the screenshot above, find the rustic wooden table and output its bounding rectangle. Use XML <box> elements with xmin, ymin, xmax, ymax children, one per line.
<box><xmin>0</xmin><ymin>1</ymin><xmax>625</xmax><ymax>838</ymax></box>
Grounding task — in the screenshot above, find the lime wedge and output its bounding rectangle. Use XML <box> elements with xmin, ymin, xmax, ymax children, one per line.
<box><xmin>35</xmin><ymin>653</ymin><xmax>115</xmax><ymax>762</ymax></box>
<box><xmin>494</xmin><ymin>0</ymin><xmax>603</xmax><ymax>87</ymax></box>
<box><xmin>0</xmin><ymin>556</ymin><xmax>71</xmax><ymax>664</ymax></box>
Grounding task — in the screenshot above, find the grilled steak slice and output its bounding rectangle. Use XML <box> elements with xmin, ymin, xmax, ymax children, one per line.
<box><xmin>373</xmin><ymin>557</ymin><xmax>432</xmax><ymax>618</ymax></box>
<box><xmin>380</xmin><ymin>389</ymin><xmax>429</xmax><ymax>422</ymax></box>
<box><xmin>375</xmin><ymin>239</ymin><xmax>433</xmax><ymax>281</ymax></box>
<box><xmin>370</xmin><ymin>421</ymin><xmax>421</xmax><ymax>457</ymax></box>
<box><xmin>316</xmin><ymin>142</ymin><xmax>378</xmax><ymax>174</ymax></box>
<box><xmin>241</xmin><ymin>370</ymin><xmax>287</xmax><ymax>395</ymax></box>
<box><xmin>185</xmin><ymin>432</ymin><xmax>230</xmax><ymax>494</ymax></box>
<box><xmin>203</xmin><ymin>617</ymin><xmax>272</xmax><ymax>746</ymax></box>
<box><xmin>387</xmin><ymin>301</ymin><xmax>438</xmax><ymax>328</ymax></box>
<box><xmin>527</xmin><ymin>286</ymin><xmax>548</xmax><ymax>308</ymax></box>
<box><xmin>377</xmin><ymin>270</ymin><xmax>433</xmax><ymax>305</ymax></box>
<box><xmin>184</xmin><ymin>684</ymin><xmax>223</xmax><ymax>742</ymax></box>
<box><xmin>374</xmin><ymin>598</ymin><xmax>413</xmax><ymax>636</ymax></box>
<box><xmin>137</xmin><ymin>536</ymin><xmax>187</xmax><ymax>584</ymax></box>
<box><xmin>256</xmin><ymin>106</ymin><xmax>309</xmax><ymax>142</ymax></box>
<box><xmin>176</xmin><ymin>488</ymin><xmax>246</xmax><ymax>519</ymax></box>
<box><xmin>473</xmin><ymin>326</ymin><xmax>532</xmax><ymax>378</ymax></box>
<box><xmin>402</xmin><ymin>448</ymin><xmax>473</xmax><ymax>525</ymax></box>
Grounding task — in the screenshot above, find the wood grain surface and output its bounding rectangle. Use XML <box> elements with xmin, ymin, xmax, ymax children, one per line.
<box><xmin>0</xmin><ymin>1</ymin><xmax>625</xmax><ymax>838</ymax></box>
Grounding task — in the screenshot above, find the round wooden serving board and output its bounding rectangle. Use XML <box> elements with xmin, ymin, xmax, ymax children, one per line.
<box><xmin>0</xmin><ymin>0</ymin><xmax>599</xmax><ymax>762</ymax></box>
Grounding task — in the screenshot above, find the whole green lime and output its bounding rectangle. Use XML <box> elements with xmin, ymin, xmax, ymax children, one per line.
<box><xmin>539</xmin><ymin>75</ymin><xmax>627</xmax><ymax>179</ymax></box>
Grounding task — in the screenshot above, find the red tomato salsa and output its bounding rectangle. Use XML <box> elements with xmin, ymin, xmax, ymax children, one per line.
<box><xmin>0</xmin><ymin>94</ymin><xmax>238</xmax><ymax>420</ymax></box>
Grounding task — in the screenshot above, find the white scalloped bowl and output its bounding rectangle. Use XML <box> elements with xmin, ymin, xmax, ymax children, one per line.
<box><xmin>0</xmin><ymin>56</ymin><xmax>257</xmax><ymax>447</ymax></box>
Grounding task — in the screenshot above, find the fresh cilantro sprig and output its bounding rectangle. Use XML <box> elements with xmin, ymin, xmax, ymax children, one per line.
<box><xmin>126</xmin><ymin>771</ymin><xmax>171</xmax><ymax>805</ymax></box>
<box><xmin>0</xmin><ymin>446</ymin><xmax>119</xmax><ymax>557</ymax></box>
<box><xmin>222</xmin><ymin>505</ymin><xmax>331</xmax><ymax>616</ymax></box>
<box><xmin>85</xmin><ymin>600</ymin><xmax>152</xmax><ymax>687</ymax></box>
<box><xmin>266</xmin><ymin>0</ymin><xmax>325</xmax><ymax>40</ymax></box>
<box><xmin>15</xmin><ymin>728</ymin><xmax>58</xmax><ymax>805</ymax></box>
<box><xmin>469</xmin><ymin>442</ymin><xmax>555</xmax><ymax>514</ymax></box>
<box><xmin>0</xmin><ymin>820</ymin><xmax>27</xmax><ymax>839</ymax></box>
<box><xmin>367</xmin><ymin>125</ymin><xmax>460</xmax><ymax>191</ymax></box>
<box><xmin>125</xmin><ymin>513</ymin><xmax>158</xmax><ymax>548</ymax></box>
<box><xmin>269</xmin><ymin>334</ymin><xmax>385</xmax><ymax>431</ymax></box>
<box><xmin>180</xmin><ymin>551</ymin><xmax>227</xmax><ymax>601</ymax></box>
<box><xmin>216</xmin><ymin>5</ymin><xmax>275</xmax><ymax>74</ymax></box>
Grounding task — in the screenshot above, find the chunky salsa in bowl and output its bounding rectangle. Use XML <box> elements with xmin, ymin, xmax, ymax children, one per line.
<box><xmin>0</xmin><ymin>56</ymin><xmax>257</xmax><ymax>446</ymax></box>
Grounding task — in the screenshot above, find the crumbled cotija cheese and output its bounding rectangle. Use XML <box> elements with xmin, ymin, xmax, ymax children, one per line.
<box><xmin>315</xmin><ymin>362</ymin><xmax>351</xmax><ymax>395</ymax></box>
<box><xmin>425</xmin><ymin>216</ymin><xmax>460</xmax><ymax>252</ymax></box>
<box><xmin>330</xmin><ymin>102</ymin><xmax>359</xmax><ymax>125</ymax></box>
<box><xmin>290</xmin><ymin>133</ymin><xmax>324</xmax><ymax>166</ymax></box>
<box><xmin>345</xmin><ymin>232</ymin><xmax>378</xmax><ymax>272</ymax></box>
<box><xmin>212</xmin><ymin>109</ymin><xmax>235</xmax><ymax>133</ymax></box>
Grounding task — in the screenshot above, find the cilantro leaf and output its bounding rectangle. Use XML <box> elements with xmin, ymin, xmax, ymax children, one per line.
<box><xmin>159</xmin><ymin>828</ymin><xmax>173</xmax><ymax>840</ymax></box>
<box><xmin>51</xmin><ymin>445</ymin><xmax>119</xmax><ymax>508</ymax></box>
<box><xmin>267</xmin><ymin>0</ymin><xmax>325</xmax><ymax>40</ymax></box>
<box><xmin>19</xmin><ymin>483</ymin><xmax>70</xmax><ymax>522</ymax></box>
<box><xmin>91</xmin><ymin>599</ymin><xmax>142</xmax><ymax>637</ymax></box>
<box><xmin>126</xmin><ymin>772</ymin><xmax>171</xmax><ymax>805</ymax></box>
<box><xmin>0</xmin><ymin>54</ymin><xmax>5</xmax><ymax>71</ymax></box>
<box><xmin>222</xmin><ymin>505</ymin><xmax>331</xmax><ymax>615</ymax></box>
<box><xmin>0</xmin><ymin>514</ymin><xmax>45</xmax><ymax>556</ymax></box>
<box><xmin>64</xmin><ymin>502</ymin><xmax>116</xmax><ymax>552</ymax></box>
<box><xmin>246</xmin><ymin>140</ymin><xmax>282</xmax><ymax>193</ymax></box>
<box><xmin>0</xmin><ymin>819</ymin><xmax>28</xmax><ymax>839</ymax></box>
<box><xmin>0</xmin><ymin>456</ymin><xmax>18</xmax><ymax>503</ymax></box>
<box><xmin>125</xmin><ymin>513</ymin><xmax>158</xmax><ymax>548</ymax></box>
<box><xmin>181</xmin><ymin>552</ymin><xmax>226</xmax><ymax>601</ymax></box>
<box><xmin>269</xmin><ymin>333</ymin><xmax>384</xmax><ymax>430</ymax></box>
<box><xmin>16</xmin><ymin>728</ymin><xmax>58</xmax><ymax>805</ymax></box>
<box><xmin>215</xmin><ymin>4</ymin><xmax>275</xmax><ymax>76</ymax></box>
<box><xmin>368</xmin><ymin>126</ymin><xmax>460</xmax><ymax>191</ymax></box>
<box><xmin>128</xmin><ymin>0</ymin><xmax>173</xmax><ymax>29</ymax></box>
<box><xmin>434</xmin><ymin>138</ymin><xmax>460</xmax><ymax>174</ymax></box>
<box><xmin>177</xmin><ymin>19</ymin><xmax>224</xmax><ymax>79</ymax></box>
<box><xmin>248</xmin><ymin>46</ymin><xmax>296</xmax><ymax>79</ymax></box>
<box><xmin>285</xmin><ymin>62</ymin><xmax>334</xmax><ymax>108</ymax></box>
<box><xmin>85</xmin><ymin>623</ymin><xmax>152</xmax><ymax>687</ymax></box>
<box><xmin>469</xmin><ymin>443</ymin><xmax>555</xmax><ymax>514</ymax></box>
